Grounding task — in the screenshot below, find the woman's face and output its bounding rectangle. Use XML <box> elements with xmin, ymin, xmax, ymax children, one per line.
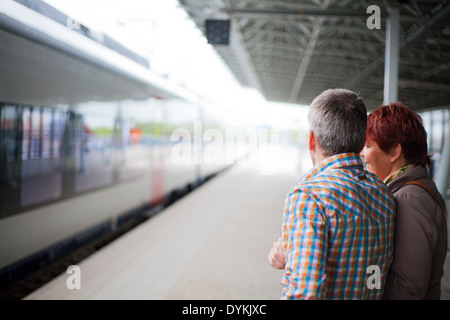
<box><xmin>360</xmin><ymin>136</ymin><xmax>393</xmax><ymax>181</ymax></box>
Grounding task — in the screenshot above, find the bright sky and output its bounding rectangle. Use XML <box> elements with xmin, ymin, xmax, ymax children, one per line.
<box><xmin>43</xmin><ymin>0</ymin><xmax>309</xmax><ymax>130</ymax></box>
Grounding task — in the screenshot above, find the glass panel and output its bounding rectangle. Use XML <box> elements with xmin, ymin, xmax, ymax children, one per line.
<box><xmin>41</xmin><ymin>109</ymin><xmax>52</xmax><ymax>159</ymax></box>
<box><xmin>52</xmin><ymin>110</ymin><xmax>65</xmax><ymax>159</ymax></box>
<box><xmin>1</xmin><ymin>105</ymin><xmax>20</xmax><ymax>163</ymax></box>
<box><xmin>30</xmin><ymin>107</ymin><xmax>41</xmax><ymax>160</ymax></box>
<box><xmin>0</xmin><ymin>104</ymin><xmax>22</xmax><ymax>218</ymax></box>
<box><xmin>22</xmin><ymin>107</ymin><xmax>31</xmax><ymax>161</ymax></box>
<box><xmin>75</xmin><ymin>108</ymin><xmax>115</xmax><ymax>192</ymax></box>
<box><xmin>20</xmin><ymin>106</ymin><xmax>63</xmax><ymax>207</ymax></box>
<box><xmin>119</xmin><ymin>100</ymin><xmax>153</xmax><ymax>181</ymax></box>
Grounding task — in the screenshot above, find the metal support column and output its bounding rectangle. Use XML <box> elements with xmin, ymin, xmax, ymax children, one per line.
<box><xmin>383</xmin><ymin>6</ymin><xmax>400</xmax><ymax>105</ymax></box>
<box><xmin>436</xmin><ymin>110</ymin><xmax>450</xmax><ymax>199</ymax></box>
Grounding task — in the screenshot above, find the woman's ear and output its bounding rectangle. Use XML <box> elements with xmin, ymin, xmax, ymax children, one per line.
<box><xmin>389</xmin><ymin>143</ymin><xmax>403</xmax><ymax>163</ymax></box>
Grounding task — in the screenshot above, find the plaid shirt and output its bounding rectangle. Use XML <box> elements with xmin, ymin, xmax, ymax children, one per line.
<box><xmin>281</xmin><ymin>153</ymin><xmax>395</xmax><ymax>299</ymax></box>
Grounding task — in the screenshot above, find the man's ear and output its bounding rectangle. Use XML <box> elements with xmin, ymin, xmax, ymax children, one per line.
<box><xmin>309</xmin><ymin>130</ymin><xmax>316</xmax><ymax>151</ymax></box>
<box><xmin>389</xmin><ymin>143</ymin><xmax>402</xmax><ymax>163</ymax></box>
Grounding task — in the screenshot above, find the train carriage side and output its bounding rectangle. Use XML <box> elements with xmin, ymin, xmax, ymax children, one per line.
<box><xmin>0</xmin><ymin>2</ymin><xmax>220</xmax><ymax>288</ymax></box>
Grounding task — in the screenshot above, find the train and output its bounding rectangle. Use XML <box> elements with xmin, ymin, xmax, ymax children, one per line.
<box><xmin>0</xmin><ymin>0</ymin><xmax>252</xmax><ymax>292</ymax></box>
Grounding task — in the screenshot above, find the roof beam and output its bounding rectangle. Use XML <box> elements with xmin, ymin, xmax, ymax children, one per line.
<box><xmin>228</xmin><ymin>7</ymin><xmax>373</xmax><ymax>18</ymax></box>
<box><xmin>287</xmin><ymin>0</ymin><xmax>334</xmax><ymax>103</ymax></box>
<box><xmin>288</xmin><ymin>15</ymin><xmax>324</xmax><ymax>103</ymax></box>
<box><xmin>229</xmin><ymin>17</ymin><xmax>265</xmax><ymax>93</ymax></box>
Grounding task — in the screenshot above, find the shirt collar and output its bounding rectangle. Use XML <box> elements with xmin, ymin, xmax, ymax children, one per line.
<box><xmin>300</xmin><ymin>153</ymin><xmax>363</xmax><ymax>183</ymax></box>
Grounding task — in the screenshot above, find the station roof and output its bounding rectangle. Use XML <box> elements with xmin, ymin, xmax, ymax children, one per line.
<box><xmin>178</xmin><ymin>0</ymin><xmax>450</xmax><ymax>112</ymax></box>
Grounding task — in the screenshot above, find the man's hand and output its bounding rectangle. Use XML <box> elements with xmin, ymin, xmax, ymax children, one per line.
<box><xmin>268</xmin><ymin>237</ymin><xmax>286</xmax><ymax>269</ymax></box>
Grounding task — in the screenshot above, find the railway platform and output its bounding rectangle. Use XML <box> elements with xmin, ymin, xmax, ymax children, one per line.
<box><xmin>23</xmin><ymin>146</ymin><xmax>307</xmax><ymax>300</ymax></box>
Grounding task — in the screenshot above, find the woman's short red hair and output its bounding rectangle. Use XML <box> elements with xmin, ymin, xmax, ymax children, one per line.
<box><xmin>367</xmin><ymin>101</ymin><xmax>431</xmax><ymax>168</ymax></box>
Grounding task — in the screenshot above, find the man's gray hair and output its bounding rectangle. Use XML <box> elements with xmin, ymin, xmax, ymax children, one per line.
<box><xmin>308</xmin><ymin>88</ymin><xmax>367</xmax><ymax>156</ymax></box>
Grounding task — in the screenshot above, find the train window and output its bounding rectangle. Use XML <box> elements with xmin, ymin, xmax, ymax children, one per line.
<box><xmin>118</xmin><ymin>120</ymin><xmax>151</xmax><ymax>181</ymax></box>
<box><xmin>75</xmin><ymin>113</ymin><xmax>115</xmax><ymax>192</ymax></box>
<box><xmin>20</xmin><ymin>106</ymin><xmax>63</xmax><ymax>207</ymax></box>
<box><xmin>119</xmin><ymin>102</ymin><xmax>154</xmax><ymax>181</ymax></box>
<box><xmin>51</xmin><ymin>110</ymin><xmax>65</xmax><ymax>159</ymax></box>
<box><xmin>1</xmin><ymin>99</ymin><xmax>169</xmax><ymax>217</ymax></box>
<box><xmin>0</xmin><ymin>104</ymin><xmax>22</xmax><ymax>218</ymax></box>
<box><xmin>0</xmin><ymin>105</ymin><xmax>21</xmax><ymax>163</ymax></box>
<box><xmin>41</xmin><ymin>109</ymin><xmax>52</xmax><ymax>159</ymax></box>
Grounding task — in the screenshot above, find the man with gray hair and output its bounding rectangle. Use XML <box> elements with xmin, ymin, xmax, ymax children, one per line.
<box><xmin>268</xmin><ymin>88</ymin><xmax>396</xmax><ymax>299</ymax></box>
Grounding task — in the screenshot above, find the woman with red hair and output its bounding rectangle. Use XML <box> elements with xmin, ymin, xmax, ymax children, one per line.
<box><xmin>360</xmin><ymin>101</ymin><xmax>448</xmax><ymax>299</ymax></box>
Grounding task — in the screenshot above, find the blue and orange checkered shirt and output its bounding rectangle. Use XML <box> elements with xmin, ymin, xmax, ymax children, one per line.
<box><xmin>280</xmin><ymin>153</ymin><xmax>395</xmax><ymax>299</ymax></box>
